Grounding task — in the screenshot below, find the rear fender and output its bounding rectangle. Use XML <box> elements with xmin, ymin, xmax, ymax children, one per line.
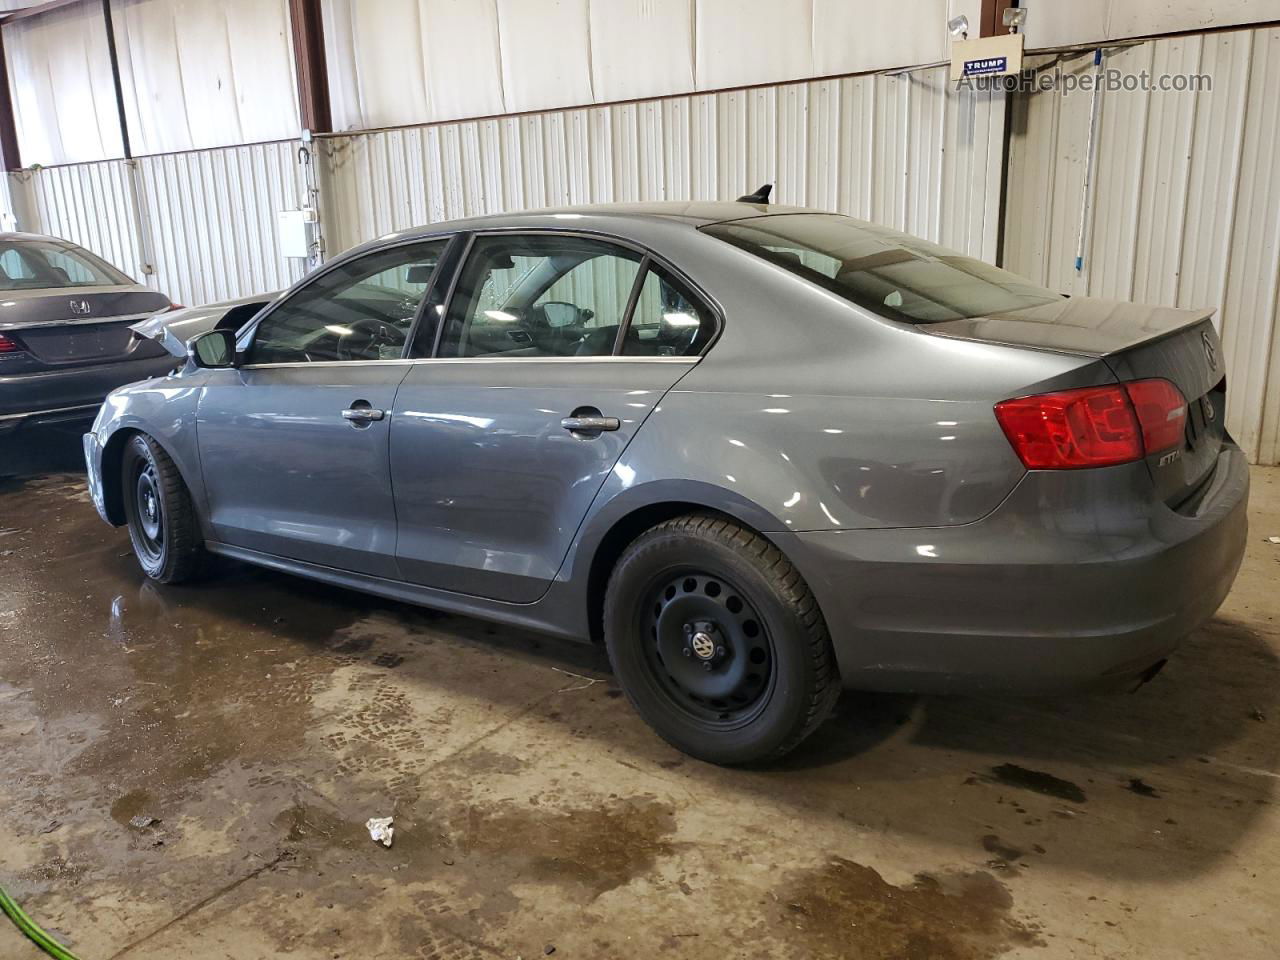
<box><xmin>552</xmin><ymin>477</ymin><xmax>789</xmax><ymax>643</ymax></box>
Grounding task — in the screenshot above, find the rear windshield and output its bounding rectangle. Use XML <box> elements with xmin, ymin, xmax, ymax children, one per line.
<box><xmin>702</xmin><ymin>213</ymin><xmax>1062</xmax><ymax>323</ymax></box>
<box><xmin>0</xmin><ymin>240</ymin><xmax>131</xmax><ymax>290</ymax></box>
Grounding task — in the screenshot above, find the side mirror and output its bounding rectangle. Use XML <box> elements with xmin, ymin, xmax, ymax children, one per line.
<box><xmin>187</xmin><ymin>329</ymin><xmax>238</xmax><ymax>369</ymax></box>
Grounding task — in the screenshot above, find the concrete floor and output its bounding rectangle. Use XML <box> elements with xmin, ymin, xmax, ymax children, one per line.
<box><xmin>2</xmin><ymin>431</ymin><xmax>1278</xmax><ymax>960</ymax></box>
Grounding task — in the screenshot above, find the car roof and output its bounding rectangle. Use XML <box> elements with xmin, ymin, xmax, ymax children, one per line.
<box><xmin>0</xmin><ymin>231</ymin><xmax>81</xmax><ymax>245</ymax></box>
<box><xmin>351</xmin><ymin>201</ymin><xmax>826</xmax><ymax>260</ymax></box>
<box><xmin>509</xmin><ymin>200</ymin><xmax>817</xmax><ymax>225</ymax></box>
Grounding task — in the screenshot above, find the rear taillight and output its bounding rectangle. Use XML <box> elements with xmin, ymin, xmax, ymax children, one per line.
<box><xmin>0</xmin><ymin>332</ymin><xmax>24</xmax><ymax>354</ymax></box>
<box><xmin>1124</xmin><ymin>378</ymin><xmax>1187</xmax><ymax>454</ymax></box>
<box><xmin>994</xmin><ymin>378</ymin><xmax>1187</xmax><ymax>470</ymax></box>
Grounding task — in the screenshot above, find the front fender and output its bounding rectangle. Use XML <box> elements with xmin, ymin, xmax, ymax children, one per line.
<box><xmin>92</xmin><ymin>376</ymin><xmax>207</xmax><ymax>530</ymax></box>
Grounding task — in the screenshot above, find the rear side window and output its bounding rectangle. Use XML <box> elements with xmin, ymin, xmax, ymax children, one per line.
<box><xmin>438</xmin><ymin>234</ymin><xmax>643</xmax><ymax>358</ymax></box>
<box><xmin>0</xmin><ymin>241</ymin><xmax>130</xmax><ymax>290</ymax></box>
<box><xmin>702</xmin><ymin>214</ymin><xmax>1062</xmax><ymax>323</ymax></box>
<box><xmin>622</xmin><ymin>264</ymin><xmax>716</xmax><ymax>357</ymax></box>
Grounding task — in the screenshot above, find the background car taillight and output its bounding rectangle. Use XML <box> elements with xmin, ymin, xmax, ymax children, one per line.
<box><xmin>995</xmin><ymin>379</ymin><xmax>1187</xmax><ymax>469</ymax></box>
<box><xmin>0</xmin><ymin>332</ymin><xmax>25</xmax><ymax>354</ymax></box>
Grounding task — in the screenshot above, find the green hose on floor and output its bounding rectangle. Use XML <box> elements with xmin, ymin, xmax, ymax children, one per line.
<box><xmin>0</xmin><ymin>884</ymin><xmax>83</xmax><ymax>960</ymax></box>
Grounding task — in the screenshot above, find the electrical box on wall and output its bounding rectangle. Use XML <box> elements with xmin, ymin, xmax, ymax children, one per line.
<box><xmin>949</xmin><ymin>33</ymin><xmax>1025</xmax><ymax>81</ymax></box>
<box><xmin>278</xmin><ymin>209</ymin><xmax>318</xmax><ymax>259</ymax></box>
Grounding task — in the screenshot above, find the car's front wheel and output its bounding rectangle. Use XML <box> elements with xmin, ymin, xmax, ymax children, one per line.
<box><xmin>604</xmin><ymin>513</ymin><xmax>839</xmax><ymax>765</ymax></box>
<box><xmin>121</xmin><ymin>433</ymin><xmax>207</xmax><ymax>583</ymax></box>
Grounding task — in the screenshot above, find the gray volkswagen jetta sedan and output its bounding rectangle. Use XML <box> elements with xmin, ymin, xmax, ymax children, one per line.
<box><xmin>0</xmin><ymin>233</ymin><xmax>176</xmax><ymax>444</ymax></box>
<box><xmin>83</xmin><ymin>201</ymin><xmax>1249</xmax><ymax>765</ymax></box>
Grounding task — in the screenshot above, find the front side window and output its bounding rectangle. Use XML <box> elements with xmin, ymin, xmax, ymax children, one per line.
<box><xmin>702</xmin><ymin>214</ymin><xmax>1062</xmax><ymax>324</ymax></box>
<box><xmin>439</xmin><ymin>235</ymin><xmax>642</xmax><ymax>358</ymax></box>
<box><xmin>0</xmin><ymin>241</ymin><xmax>130</xmax><ymax>290</ymax></box>
<box><xmin>247</xmin><ymin>240</ymin><xmax>448</xmax><ymax>365</ymax></box>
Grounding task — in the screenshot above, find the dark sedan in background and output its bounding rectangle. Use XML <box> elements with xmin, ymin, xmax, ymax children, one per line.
<box><xmin>0</xmin><ymin>233</ymin><xmax>176</xmax><ymax>446</ymax></box>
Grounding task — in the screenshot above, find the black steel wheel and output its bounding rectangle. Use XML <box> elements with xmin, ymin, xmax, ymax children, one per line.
<box><xmin>642</xmin><ymin>570</ymin><xmax>775</xmax><ymax>727</ymax></box>
<box><xmin>131</xmin><ymin>455</ymin><xmax>165</xmax><ymax>566</ymax></box>
<box><xmin>121</xmin><ymin>433</ymin><xmax>207</xmax><ymax>584</ymax></box>
<box><xmin>605</xmin><ymin>513</ymin><xmax>839</xmax><ymax>765</ymax></box>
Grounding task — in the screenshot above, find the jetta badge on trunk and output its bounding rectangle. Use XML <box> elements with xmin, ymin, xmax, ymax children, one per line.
<box><xmin>1201</xmin><ymin>329</ymin><xmax>1217</xmax><ymax>370</ymax></box>
<box><xmin>69</xmin><ymin>299</ymin><xmax>91</xmax><ymax>315</ymax></box>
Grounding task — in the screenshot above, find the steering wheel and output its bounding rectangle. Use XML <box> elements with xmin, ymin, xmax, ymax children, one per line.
<box><xmin>335</xmin><ymin>317</ymin><xmax>407</xmax><ymax>361</ymax></box>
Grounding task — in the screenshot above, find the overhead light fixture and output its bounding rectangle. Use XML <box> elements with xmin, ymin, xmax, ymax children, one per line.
<box><xmin>1003</xmin><ymin>7</ymin><xmax>1027</xmax><ymax>32</ymax></box>
<box><xmin>947</xmin><ymin>14</ymin><xmax>969</xmax><ymax>40</ymax></box>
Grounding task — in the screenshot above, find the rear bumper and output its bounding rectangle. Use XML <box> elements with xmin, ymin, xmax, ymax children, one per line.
<box><xmin>0</xmin><ymin>354</ymin><xmax>177</xmax><ymax>435</ymax></box>
<box><xmin>784</xmin><ymin>445</ymin><xmax>1250</xmax><ymax>695</ymax></box>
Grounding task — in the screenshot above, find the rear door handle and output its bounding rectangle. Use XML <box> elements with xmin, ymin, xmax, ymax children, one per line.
<box><xmin>561</xmin><ymin>415</ymin><xmax>620</xmax><ymax>433</ymax></box>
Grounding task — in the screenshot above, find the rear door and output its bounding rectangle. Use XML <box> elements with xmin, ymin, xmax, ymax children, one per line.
<box><xmin>196</xmin><ymin>237</ymin><xmax>453</xmax><ymax>576</ymax></box>
<box><xmin>390</xmin><ymin>232</ymin><xmax>717</xmax><ymax>602</ymax></box>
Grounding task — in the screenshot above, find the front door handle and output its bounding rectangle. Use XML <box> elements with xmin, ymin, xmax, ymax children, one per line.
<box><xmin>561</xmin><ymin>415</ymin><xmax>620</xmax><ymax>433</ymax></box>
<box><xmin>342</xmin><ymin>402</ymin><xmax>385</xmax><ymax>425</ymax></box>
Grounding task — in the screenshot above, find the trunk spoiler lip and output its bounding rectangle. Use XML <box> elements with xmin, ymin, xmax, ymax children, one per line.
<box><xmin>919</xmin><ymin>298</ymin><xmax>1217</xmax><ymax>359</ymax></box>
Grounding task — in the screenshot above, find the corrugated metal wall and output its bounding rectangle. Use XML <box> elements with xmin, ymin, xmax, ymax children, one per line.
<box><xmin>320</xmin><ymin>67</ymin><xmax>1007</xmax><ymax>262</ymax></box>
<box><xmin>135</xmin><ymin>142</ymin><xmax>308</xmax><ymax>305</ymax></box>
<box><xmin>1005</xmin><ymin>26</ymin><xmax>1280</xmax><ymax>464</ymax></box>
<box><xmin>26</xmin><ymin>160</ymin><xmax>145</xmax><ymax>280</ymax></box>
<box><xmin>2</xmin><ymin>142</ymin><xmax>308</xmax><ymax>306</ymax></box>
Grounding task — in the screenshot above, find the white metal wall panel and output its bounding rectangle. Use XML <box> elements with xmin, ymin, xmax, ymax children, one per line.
<box><xmin>496</xmin><ymin>0</ymin><xmax>594</xmax><ymax>114</ymax></box>
<box><xmin>1224</xmin><ymin>30</ymin><xmax>1280</xmax><ymax>465</ymax></box>
<box><xmin>29</xmin><ymin>161</ymin><xmax>146</xmax><ymax>281</ymax></box>
<box><xmin>1023</xmin><ymin>0</ymin><xmax>1280</xmax><ymax>49</ymax></box>
<box><xmin>2</xmin><ymin>3</ymin><xmax>124</xmax><ymax>165</ymax></box>
<box><xmin>695</xmin><ymin>0</ymin><xmax>813</xmax><ymax>92</ymax></box>
<box><xmin>1004</xmin><ymin>27</ymin><xmax>1280</xmax><ymax>464</ymax></box>
<box><xmin>322</xmin><ymin>0</ymin><xmax>987</xmax><ymax>131</ymax></box>
<box><xmin>321</xmin><ymin>67</ymin><xmax>1006</xmax><ymax>262</ymax></box>
<box><xmin>590</xmin><ymin>0</ymin><xmax>694</xmax><ymax>103</ymax></box>
<box><xmin>112</xmin><ymin>0</ymin><xmax>300</xmax><ymax>155</ymax></box>
<box><xmin>135</xmin><ymin>142</ymin><xmax>308</xmax><ymax>305</ymax></box>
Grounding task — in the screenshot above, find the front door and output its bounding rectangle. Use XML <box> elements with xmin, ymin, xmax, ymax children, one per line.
<box><xmin>390</xmin><ymin>232</ymin><xmax>717</xmax><ymax>602</ymax></box>
<box><xmin>196</xmin><ymin>238</ymin><xmax>452</xmax><ymax>577</ymax></box>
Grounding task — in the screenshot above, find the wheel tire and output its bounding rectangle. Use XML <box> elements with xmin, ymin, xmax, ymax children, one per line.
<box><xmin>120</xmin><ymin>433</ymin><xmax>207</xmax><ymax>584</ymax></box>
<box><xmin>604</xmin><ymin>513</ymin><xmax>839</xmax><ymax>765</ymax></box>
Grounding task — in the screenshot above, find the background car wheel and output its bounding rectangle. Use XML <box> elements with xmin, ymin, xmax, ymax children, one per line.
<box><xmin>121</xmin><ymin>433</ymin><xmax>207</xmax><ymax>584</ymax></box>
<box><xmin>604</xmin><ymin>513</ymin><xmax>839</xmax><ymax>765</ymax></box>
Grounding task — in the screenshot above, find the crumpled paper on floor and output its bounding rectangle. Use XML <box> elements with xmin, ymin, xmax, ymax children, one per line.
<box><xmin>366</xmin><ymin>816</ymin><xmax>394</xmax><ymax>847</ymax></box>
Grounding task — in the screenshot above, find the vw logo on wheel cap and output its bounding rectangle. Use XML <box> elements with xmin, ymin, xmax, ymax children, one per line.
<box><xmin>691</xmin><ymin>631</ymin><xmax>716</xmax><ymax>660</ymax></box>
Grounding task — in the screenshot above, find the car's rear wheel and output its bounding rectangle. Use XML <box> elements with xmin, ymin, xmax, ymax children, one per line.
<box><xmin>121</xmin><ymin>433</ymin><xmax>207</xmax><ymax>583</ymax></box>
<box><xmin>604</xmin><ymin>513</ymin><xmax>839</xmax><ymax>765</ymax></box>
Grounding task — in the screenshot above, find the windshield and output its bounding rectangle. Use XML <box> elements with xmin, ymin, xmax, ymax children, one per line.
<box><xmin>702</xmin><ymin>214</ymin><xmax>1062</xmax><ymax>323</ymax></box>
<box><xmin>0</xmin><ymin>240</ymin><xmax>132</xmax><ymax>291</ymax></box>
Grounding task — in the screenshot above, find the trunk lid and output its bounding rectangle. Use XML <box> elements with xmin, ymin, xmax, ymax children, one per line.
<box><xmin>1</xmin><ymin>286</ymin><xmax>172</xmax><ymax>366</ymax></box>
<box><xmin>926</xmin><ymin>297</ymin><xmax>1227</xmax><ymax>508</ymax></box>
